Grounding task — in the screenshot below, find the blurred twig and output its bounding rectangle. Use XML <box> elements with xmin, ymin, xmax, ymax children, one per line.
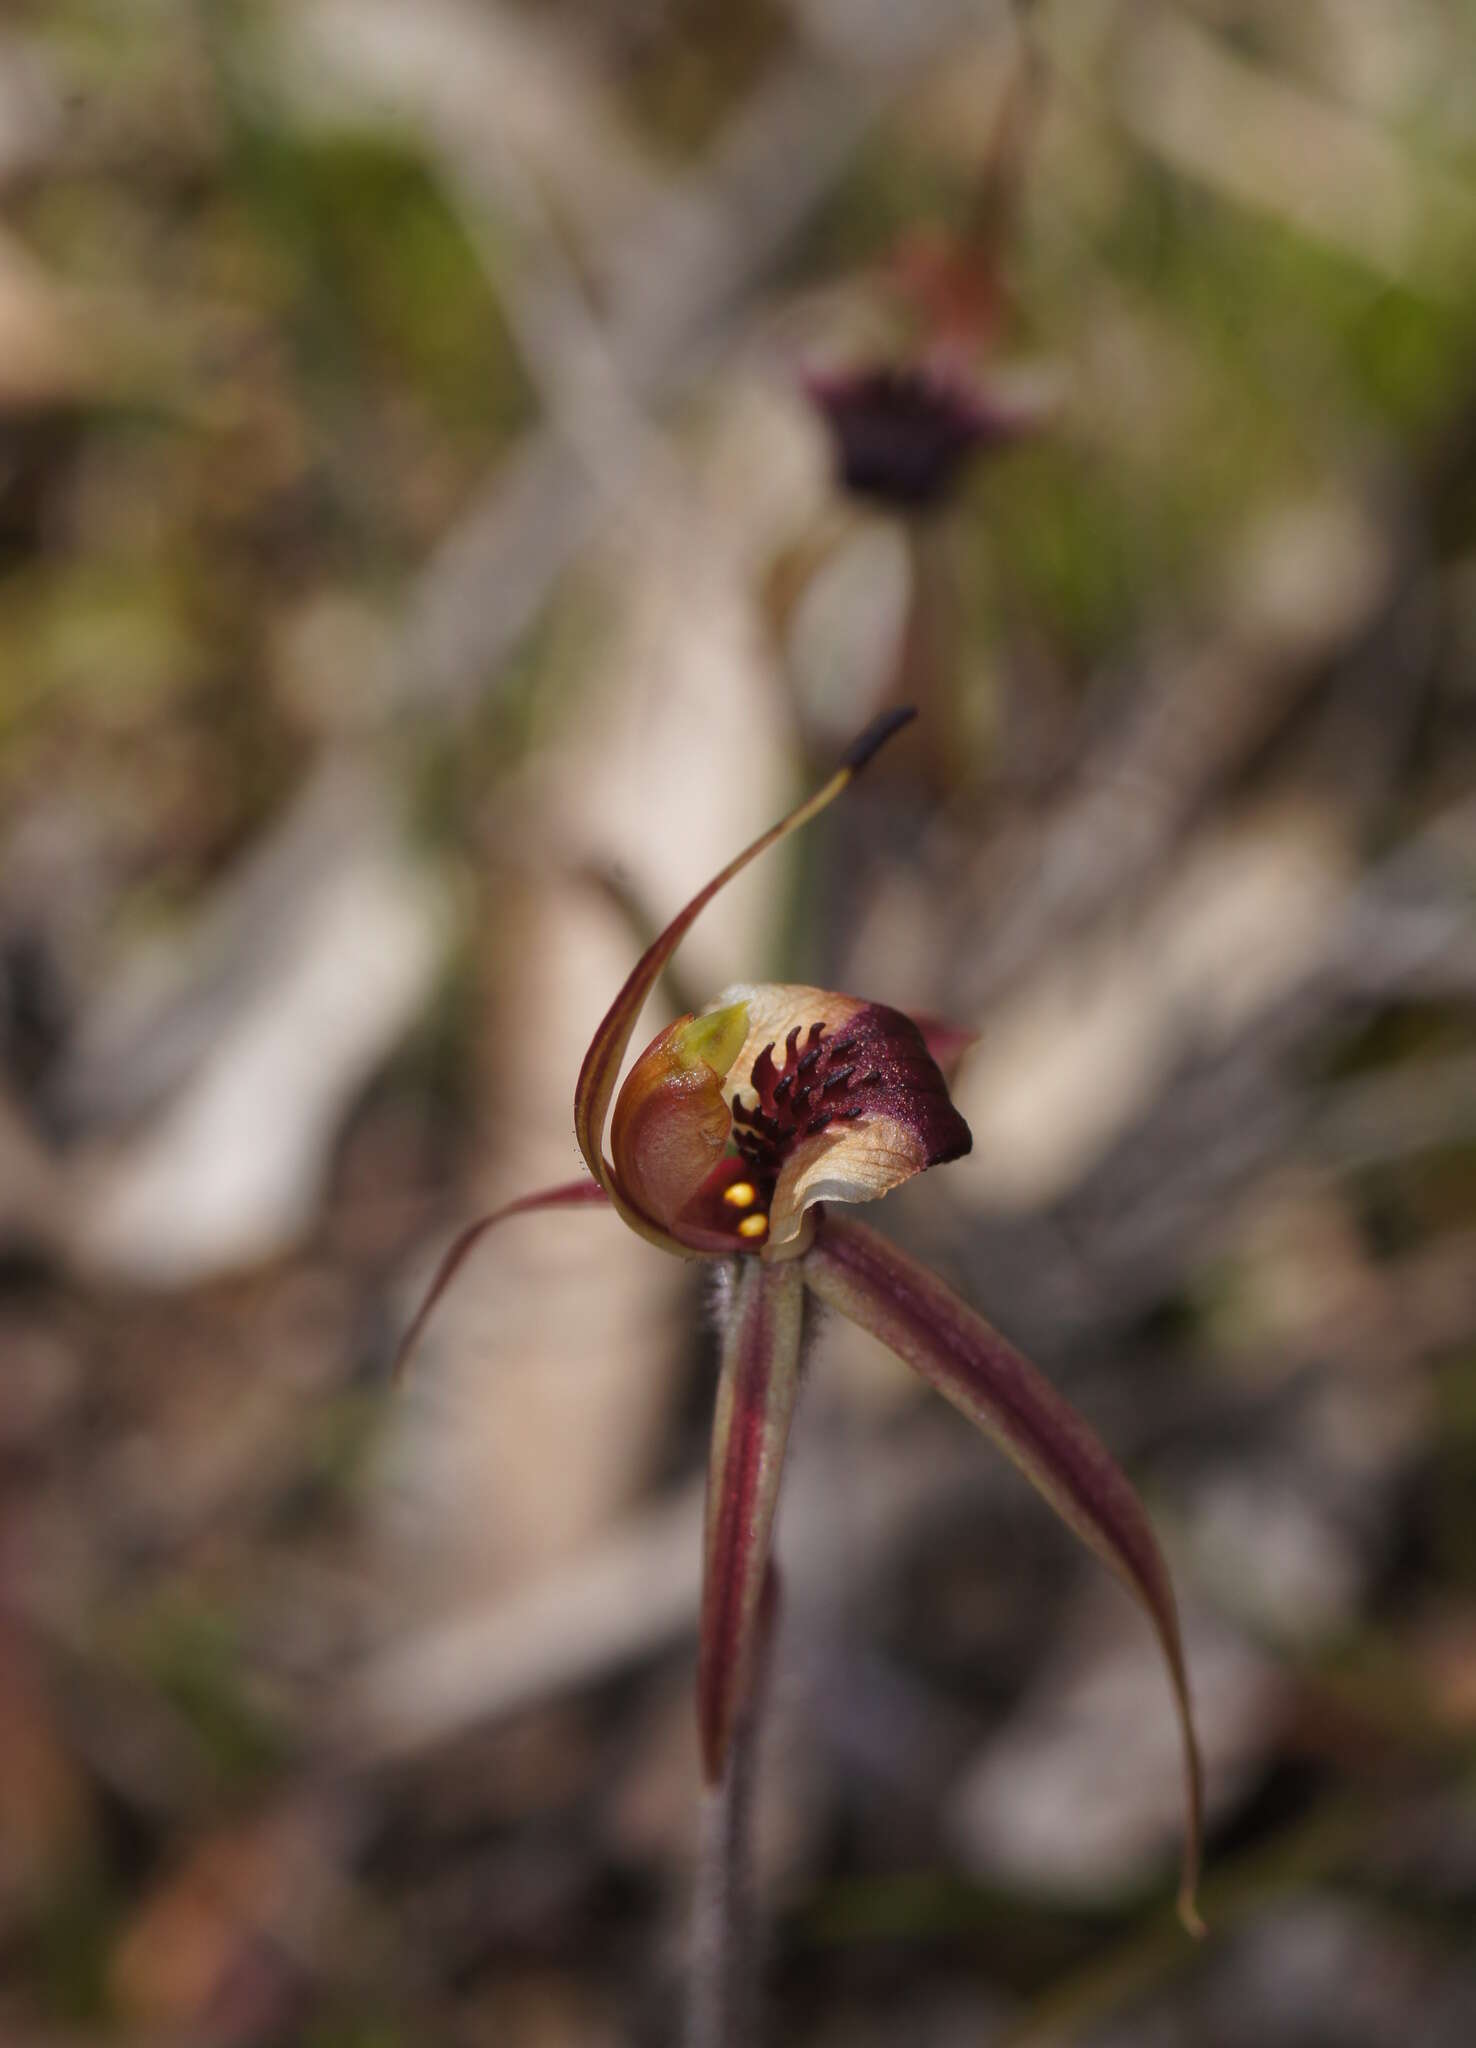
<box><xmin>281</xmin><ymin>0</ymin><xmax>987</xmax><ymax>710</ymax></box>
<box><xmin>1109</xmin><ymin>2</ymin><xmax>1476</xmax><ymax>295</ymax></box>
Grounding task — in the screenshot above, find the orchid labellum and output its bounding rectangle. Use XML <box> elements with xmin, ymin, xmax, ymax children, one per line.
<box><xmin>400</xmin><ymin>710</ymin><xmax>1205</xmax><ymax>1948</ymax></box>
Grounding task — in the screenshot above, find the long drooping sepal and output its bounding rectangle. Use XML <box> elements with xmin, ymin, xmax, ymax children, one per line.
<box><xmin>803</xmin><ymin>1216</ymin><xmax>1205</xmax><ymax>1936</ymax></box>
<box><xmin>393</xmin><ymin>1180</ymin><xmax>610</xmax><ymax>1383</ymax></box>
<box><xmin>697</xmin><ymin>1259</ymin><xmax>806</xmax><ymax>1782</ymax></box>
<box><xmin>573</xmin><ymin>710</ymin><xmax>917</xmax><ymax>1253</ymax></box>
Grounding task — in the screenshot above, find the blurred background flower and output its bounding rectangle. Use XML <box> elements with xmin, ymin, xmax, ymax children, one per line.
<box><xmin>2</xmin><ymin>2</ymin><xmax>1476</xmax><ymax>2043</ymax></box>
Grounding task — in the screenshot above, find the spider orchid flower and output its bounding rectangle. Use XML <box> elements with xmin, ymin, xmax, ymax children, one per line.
<box><xmin>805</xmin><ymin>362</ymin><xmax>1036</xmax><ymax>512</ymax></box>
<box><xmin>400</xmin><ymin>710</ymin><xmax>1205</xmax><ymax>1936</ymax></box>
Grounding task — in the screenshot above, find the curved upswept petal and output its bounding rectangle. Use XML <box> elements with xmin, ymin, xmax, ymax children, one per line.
<box><xmin>572</xmin><ymin>711</ymin><xmax>917</xmax><ymax>1257</ymax></box>
<box><xmin>697</xmin><ymin>1258</ymin><xmax>806</xmax><ymax>1781</ymax></box>
<box><xmin>802</xmin><ymin>1214</ymin><xmax>1205</xmax><ymax>1935</ymax></box>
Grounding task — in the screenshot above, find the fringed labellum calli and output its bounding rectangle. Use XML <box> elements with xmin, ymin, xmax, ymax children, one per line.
<box><xmin>400</xmin><ymin>710</ymin><xmax>1206</xmax><ymax>1938</ymax></box>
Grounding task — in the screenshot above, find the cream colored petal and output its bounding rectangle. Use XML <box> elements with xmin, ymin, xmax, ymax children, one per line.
<box><xmin>768</xmin><ymin>1113</ymin><xmax>929</xmax><ymax>1247</ymax></box>
<box><xmin>703</xmin><ymin>981</ymin><xmax>863</xmax><ymax>1105</ymax></box>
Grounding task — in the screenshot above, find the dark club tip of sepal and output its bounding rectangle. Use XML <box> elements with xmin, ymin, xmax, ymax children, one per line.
<box><xmin>841</xmin><ymin>706</ymin><xmax>916</xmax><ymax>775</ymax></box>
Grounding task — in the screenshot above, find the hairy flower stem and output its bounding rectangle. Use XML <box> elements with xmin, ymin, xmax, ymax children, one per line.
<box><xmin>686</xmin><ymin>1565</ymin><xmax>777</xmax><ymax>2048</ymax></box>
<box><xmin>697</xmin><ymin>1260</ymin><xmax>805</xmax><ymax>1782</ymax></box>
<box><xmin>688</xmin><ymin>1258</ymin><xmax>810</xmax><ymax>2047</ymax></box>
